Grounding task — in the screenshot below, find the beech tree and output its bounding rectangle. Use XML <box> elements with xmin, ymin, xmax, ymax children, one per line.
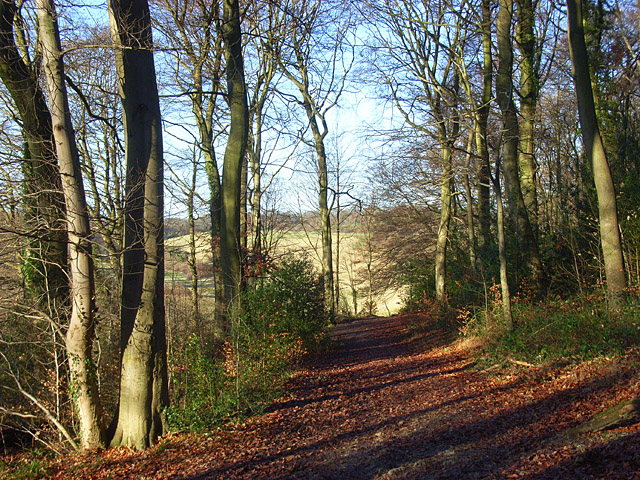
<box><xmin>152</xmin><ymin>0</ymin><xmax>226</xmax><ymax>320</ymax></box>
<box><xmin>0</xmin><ymin>0</ymin><xmax>68</xmax><ymax>307</ymax></box>
<box><xmin>496</xmin><ymin>0</ymin><xmax>543</xmax><ymax>289</ymax></box>
<box><xmin>244</xmin><ymin>0</ymin><xmax>287</xmax><ymax>255</ymax></box>
<box><xmin>515</xmin><ymin>0</ymin><xmax>539</xmax><ymax>230</ymax></box>
<box><xmin>108</xmin><ymin>0</ymin><xmax>169</xmax><ymax>449</ymax></box>
<box><xmin>567</xmin><ymin>0</ymin><xmax>627</xmax><ymax>309</ymax></box>
<box><xmin>36</xmin><ymin>0</ymin><xmax>104</xmax><ymax>450</ymax></box>
<box><xmin>271</xmin><ymin>0</ymin><xmax>353</xmax><ymax>315</ymax></box>
<box><xmin>219</xmin><ymin>0</ymin><xmax>249</xmax><ymax>314</ymax></box>
<box><xmin>471</xmin><ymin>0</ymin><xmax>493</xmax><ymax>263</ymax></box>
<box><xmin>367</xmin><ymin>0</ymin><xmax>468</xmax><ymax>303</ymax></box>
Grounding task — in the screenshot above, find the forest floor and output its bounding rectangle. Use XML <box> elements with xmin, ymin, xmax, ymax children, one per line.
<box><xmin>46</xmin><ymin>313</ymin><xmax>640</xmax><ymax>479</ymax></box>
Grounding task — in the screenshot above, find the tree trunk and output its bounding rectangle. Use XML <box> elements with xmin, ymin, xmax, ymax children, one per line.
<box><xmin>492</xmin><ymin>160</ymin><xmax>513</xmax><ymax>330</ymax></box>
<box><xmin>205</xmin><ymin>149</ymin><xmax>225</xmax><ymax>322</ymax></box>
<box><xmin>36</xmin><ymin>0</ymin><xmax>104</xmax><ymax>449</ymax></box>
<box><xmin>312</xmin><ymin>120</ymin><xmax>335</xmax><ymax>317</ymax></box>
<box><xmin>220</xmin><ymin>0</ymin><xmax>249</xmax><ymax>315</ymax></box>
<box><xmin>496</xmin><ymin>0</ymin><xmax>543</xmax><ymax>289</ymax></box>
<box><xmin>476</xmin><ymin>0</ymin><xmax>493</xmax><ymax>260</ymax></box>
<box><xmin>567</xmin><ymin>0</ymin><xmax>627</xmax><ymax>309</ymax></box>
<box><xmin>0</xmin><ymin>0</ymin><xmax>68</xmax><ymax>306</ymax></box>
<box><xmin>516</xmin><ymin>0</ymin><xmax>539</xmax><ymax>232</ymax></box>
<box><xmin>108</xmin><ymin>0</ymin><xmax>168</xmax><ymax>449</ymax></box>
<box><xmin>463</xmin><ymin>131</ymin><xmax>477</xmax><ymax>272</ymax></box>
<box><xmin>335</xmin><ymin>158</ymin><xmax>341</xmax><ymax>312</ymax></box>
<box><xmin>187</xmin><ymin>160</ymin><xmax>199</xmax><ymax>321</ymax></box>
<box><xmin>435</xmin><ymin>143</ymin><xmax>452</xmax><ymax>302</ymax></box>
<box><xmin>295</xmin><ymin>94</ymin><xmax>335</xmax><ymax>316</ymax></box>
<box><xmin>240</xmin><ymin>153</ymin><xmax>248</xmax><ymax>253</ymax></box>
<box><xmin>249</xmin><ymin>111</ymin><xmax>263</xmax><ymax>253</ymax></box>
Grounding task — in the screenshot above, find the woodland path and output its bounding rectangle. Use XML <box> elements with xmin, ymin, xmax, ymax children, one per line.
<box><xmin>50</xmin><ymin>314</ymin><xmax>640</xmax><ymax>479</ymax></box>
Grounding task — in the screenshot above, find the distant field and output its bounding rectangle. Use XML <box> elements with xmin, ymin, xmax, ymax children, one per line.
<box><xmin>165</xmin><ymin>231</ymin><xmax>406</xmax><ymax>316</ymax></box>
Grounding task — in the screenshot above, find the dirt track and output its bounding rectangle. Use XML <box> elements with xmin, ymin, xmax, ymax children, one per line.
<box><xmin>50</xmin><ymin>314</ymin><xmax>640</xmax><ymax>479</ymax></box>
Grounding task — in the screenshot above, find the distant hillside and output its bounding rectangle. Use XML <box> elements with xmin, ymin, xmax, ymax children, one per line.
<box><xmin>165</xmin><ymin>209</ymin><xmax>364</xmax><ymax>239</ymax></box>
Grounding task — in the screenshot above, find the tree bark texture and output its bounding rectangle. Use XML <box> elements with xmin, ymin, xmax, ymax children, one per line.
<box><xmin>496</xmin><ymin>0</ymin><xmax>543</xmax><ymax>289</ymax></box>
<box><xmin>248</xmin><ymin>91</ymin><xmax>267</xmax><ymax>254</ymax></box>
<box><xmin>516</xmin><ymin>0</ymin><xmax>539</xmax><ymax>231</ymax></box>
<box><xmin>567</xmin><ymin>0</ymin><xmax>627</xmax><ymax>309</ymax></box>
<box><xmin>0</xmin><ymin>0</ymin><xmax>68</xmax><ymax>305</ymax></box>
<box><xmin>435</xmin><ymin>143</ymin><xmax>452</xmax><ymax>302</ymax></box>
<box><xmin>36</xmin><ymin>0</ymin><xmax>104</xmax><ymax>449</ymax></box>
<box><xmin>463</xmin><ymin>131</ymin><xmax>477</xmax><ymax>272</ymax></box>
<box><xmin>108</xmin><ymin>0</ymin><xmax>168</xmax><ymax>449</ymax></box>
<box><xmin>307</xmin><ymin>110</ymin><xmax>335</xmax><ymax>317</ymax></box>
<box><xmin>475</xmin><ymin>0</ymin><xmax>493</xmax><ymax>258</ymax></box>
<box><xmin>220</xmin><ymin>0</ymin><xmax>249</xmax><ymax>316</ymax></box>
<box><xmin>492</xmin><ymin>161</ymin><xmax>513</xmax><ymax>330</ymax></box>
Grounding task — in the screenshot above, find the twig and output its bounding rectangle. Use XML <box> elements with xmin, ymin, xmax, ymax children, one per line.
<box><xmin>507</xmin><ymin>357</ymin><xmax>535</xmax><ymax>368</ymax></box>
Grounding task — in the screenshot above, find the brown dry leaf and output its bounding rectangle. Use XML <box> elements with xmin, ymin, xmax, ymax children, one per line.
<box><xmin>47</xmin><ymin>314</ymin><xmax>640</xmax><ymax>479</ymax></box>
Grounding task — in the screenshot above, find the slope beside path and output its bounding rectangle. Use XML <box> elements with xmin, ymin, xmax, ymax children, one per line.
<box><xmin>50</xmin><ymin>314</ymin><xmax>640</xmax><ymax>479</ymax></box>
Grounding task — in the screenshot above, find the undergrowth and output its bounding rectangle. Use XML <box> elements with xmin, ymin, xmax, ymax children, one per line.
<box><xmin>460</xmin><ymin>288</ymin><xmax>640</xmax><ymax>366</ymax></box>
<box><xmin>0</xmin><ymin>449</ymin><xmax>53</xmax><ymax>480</ymax></box>
<box><xmin>167</xmin><ymin>257</ymin><xmax>330</xmax><ymax>433</ymax></box>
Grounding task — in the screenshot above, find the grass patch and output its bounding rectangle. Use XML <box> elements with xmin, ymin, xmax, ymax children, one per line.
<box><xmin>461</xmin><ymin>291</ymin><xmax>640</xmax><ymax>366</ymax></box>
<box><xmin>0</xmin><ymin>450</ymin><xmax>53</xmax><ymax>480</ymax></box>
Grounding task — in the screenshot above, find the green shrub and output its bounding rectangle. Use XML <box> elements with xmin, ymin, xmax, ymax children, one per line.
<box><xmin>166</xmin><ymin>334</ymin><xmax>231</xmax><ymax>432</ymax></box>
<box><xmin>241</xmin><ymin>257</ymin><xmax>329</xmax><ymax>352</ymax></box>
<box><xmin>167</xmin><ymin>256</ymin><xmax>330</xmax><ymax>432</ymax></box>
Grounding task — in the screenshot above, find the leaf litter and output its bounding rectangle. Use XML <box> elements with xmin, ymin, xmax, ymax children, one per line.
<box><xmin>47</xmin><ymin>314</ymin><xmax>640</xmax><ymax>479</ymax></box>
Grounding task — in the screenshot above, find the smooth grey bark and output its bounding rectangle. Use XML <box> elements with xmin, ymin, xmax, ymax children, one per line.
<box><xmin>496</xmin><ymin>0</ymin><xmax>543</xmax><ymax>289</ymax></box>
<box><xmin>108</xmin><ymin>0</ymin><xmax>168</xmax><ymax>449</ymax></box>
<box><xmin>220</xmin><ymin>0</ymin><xmax>249</xmax><ymax>314</ymax></box>
<box><xmin>491</xmin><ymin>158</ymin><xmax>513</xmax><ymax>330</ymax></box>
<box><xmin>36</xmin><ymin>0</ymin><xmax>104</xmax><ymax>450</ymax></box>
<box><xmin>463</xmin><ymin>131</ymin><xmax>477</xmax><ymax>272</ymax></box>
<box><xmin>0</xmin><ymin>0</ymin><xmax>68</xmax><ymax>306</ymax></box>
<box><xmin>475</xmin><ymin>0</ymin><xmax>492</xmax><ymax>257</ymax></box>
<box><xmin>567</xmin><ymin>0</ymin><xmax>627</xmax><ymax>309</ymax></box>
<box><xmin>516</xmin><ymin>0</ymin><xmax>539</xmax><ymax>231</ymax></box>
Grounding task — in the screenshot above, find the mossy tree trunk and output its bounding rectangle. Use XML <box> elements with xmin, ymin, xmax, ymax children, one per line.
<box><xmin>220</xmin><ymin>0</ymin><xmax>249</xmax><ymax>316</ymax></box>
<box><xmin>463</xmin><ymin>131</ymin><xmax>477</xmax><ymax>272</ymax></box>
<box><xmin>475</xmin><ymin>0</ymin><xmax>493</xmax><ymax>260</ymax></box>
<box><xmin>0</xmin><ymin>0</ymin><xmax>68</xmax><ymax>307</ymax></box>
<box><xmin>496</xmin><ymin>0</ymin><xmax>544</xmax><ymax>290</ymax></box>
<box><xmin>492</xmin><ymin>162</ymin><xmax>513</xmax><ymax>331</ymax></box>
<box><xmin>435</xmin><ymin>141</ymin><xmax>453</xmax><ymax>302</ymax></box>
<box><xmin>516</xmin><ymin>0</ymin><xmax>539</xmax><ymax>232</ymax></box>
<box><xmin>108</xmin><ymin>0</ymin><xmax>168</xmax><ymax>449</ymax></box>
<box><xmin>567</xmin><ymin>0</ymin><xmax>627</xmax><ymax>310</ymax></box>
